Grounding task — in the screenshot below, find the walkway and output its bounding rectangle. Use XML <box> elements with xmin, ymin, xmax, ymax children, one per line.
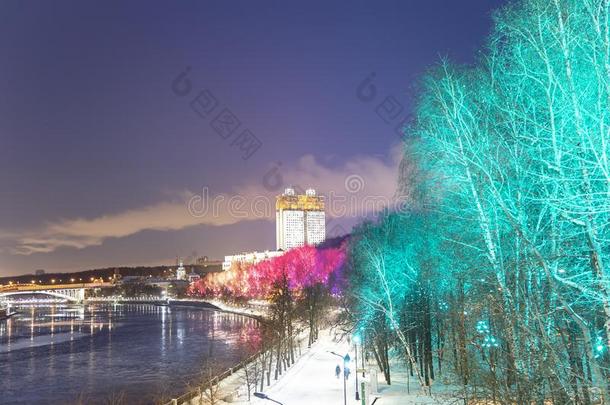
<box><xmin>226</xmin><ymin>330</ymin><xmax>457</xmax><ymax>405</ymax></box>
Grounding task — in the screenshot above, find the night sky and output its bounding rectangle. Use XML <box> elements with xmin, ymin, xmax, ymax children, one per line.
<box><xmin>0</xmin><ymin>0</ymin><xmax>506</xmax><ymax>276</ymax></box>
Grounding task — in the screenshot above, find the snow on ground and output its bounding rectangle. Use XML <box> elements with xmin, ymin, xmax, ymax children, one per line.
<box><xmin>172</xmin><ymin>300</ymin><xmax>462</xmax><ymax>405</ymax></box>
<box><xmin>224</xmin><ymin>329</ymin><xmax>460</xmax><ymax>405</ymax></box>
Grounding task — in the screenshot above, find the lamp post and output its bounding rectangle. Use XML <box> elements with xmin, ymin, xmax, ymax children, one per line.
<box><xmin>330</xmin><ymin>351</ymin><xmax>351</xmax><ymax>405</ymax></box>
<box><xmin>253</xmin><ymin>392</ymin><xmax>283</xmax><ymax>405</ymax></box>
<box><xmin>353</xmin><ymin>334</ymin><xmax>361</xmax><ymax>400</ymax></box>
<box><xmin>362</xmin><ymin>342</ymin><xmax>365</xmax><ymax>378</ymax></box>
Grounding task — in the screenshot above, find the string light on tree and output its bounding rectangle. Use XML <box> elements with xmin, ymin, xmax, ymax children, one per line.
<box><xmin>594</xmin><ymin>335</ymin><xmax>606</xmax><ymax>359</ymax></box>
<box><xmin>482</xmin><ymin>335</ymin><xmax>500</xmax><ymax>349</ymax></box>
<box><xmin>476</xmin><ymin>320</ymin><xmax>490</xmax><ymax>334</ymax></box>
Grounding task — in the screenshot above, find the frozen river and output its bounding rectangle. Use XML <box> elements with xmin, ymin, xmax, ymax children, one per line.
<box><xmin>0</xmin><ymin>303</ymin><xmax>261</xmax><ymax>404</ymax></box>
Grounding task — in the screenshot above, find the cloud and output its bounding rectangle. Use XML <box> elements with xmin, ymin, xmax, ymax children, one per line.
<box><xmin>7</xmin><ymin>146</ymin><xmax>405</xmax><ymax>255</ymax></box>
<box><xmin>11</xmin><ymin>198</ymin><xmax>249</xmax><ymax>255</ymax></box>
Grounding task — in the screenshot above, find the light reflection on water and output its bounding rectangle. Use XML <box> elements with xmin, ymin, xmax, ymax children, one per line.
<box><xmin>0</xmin><ymin>303</ymin><xmax>261</xmax><ymax>405</ymax></box>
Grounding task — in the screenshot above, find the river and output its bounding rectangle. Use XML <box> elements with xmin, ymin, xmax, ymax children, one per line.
<box><xmin>0</xmin><ymin>303</ymin><xmax>261</xmax><ymax>404</ymax></box>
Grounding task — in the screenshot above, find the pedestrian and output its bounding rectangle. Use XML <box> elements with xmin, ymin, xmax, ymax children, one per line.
<box><xmin>335</xmin><ymin>364</ymin><xmax>341</xmax><ymax>379</ymax></box>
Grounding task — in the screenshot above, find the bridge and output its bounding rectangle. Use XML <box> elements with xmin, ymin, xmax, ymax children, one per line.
<box><xmin>0</xmin><ymin>282</ymin><xmax>114</xmax><ymax>303</ymax></box>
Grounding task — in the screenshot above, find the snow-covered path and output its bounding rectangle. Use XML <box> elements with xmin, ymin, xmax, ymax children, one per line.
<box><xmin>243</xmin><ymin>333</ymin><xmax>360</xmax><ymax>405</ymax></box>
<box><xmin>248</xmin><ymin>331</ymin><xmax>357</xmax><ymax>405</ymax></box>
<box><xmin>235</xmin><ymin>330</ymin><xmax>457</xmax><ymax>405</ymax></box>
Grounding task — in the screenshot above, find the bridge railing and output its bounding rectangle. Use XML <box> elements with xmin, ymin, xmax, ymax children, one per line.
<box><xmin>0</xmin><ymin>282</ymin><xmax>112</xmax><ymax>292</ymax></box>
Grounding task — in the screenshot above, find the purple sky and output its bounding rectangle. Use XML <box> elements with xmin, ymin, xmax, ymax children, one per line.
<box><xmin>0</xmin><ymin>0</ymin><xmax>506</xmax><ymax>276</ymax></box>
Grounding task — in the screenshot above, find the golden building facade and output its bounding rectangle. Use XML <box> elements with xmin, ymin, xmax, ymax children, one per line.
<box><xmin>276</xmin><ymin>187</ymin><xmax>325</xmax><ymax>250</ymax></box>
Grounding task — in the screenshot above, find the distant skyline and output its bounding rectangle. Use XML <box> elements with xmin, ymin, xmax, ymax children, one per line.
<box><xmin>0</xmin><ymin>0</ymin><xmax>506</xmax><ymax>276</ymax></box>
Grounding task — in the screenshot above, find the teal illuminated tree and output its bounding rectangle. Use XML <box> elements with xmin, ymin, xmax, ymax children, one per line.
<box><xmin>348</xmin><ymin>0</ymin><xmax>610</xmax><ymax>402</ymax></box>
<box><xmin>347</xmin><ymin>211</ymin><xmax>451</xmax><ymax>392</ymax></box>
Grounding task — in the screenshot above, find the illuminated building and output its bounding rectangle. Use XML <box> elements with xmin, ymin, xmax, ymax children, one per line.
<box><xmin>276</xmin><ymin>187</ymin><xmax>325</xmax><ymax>250</ymax></box>
<box><xmin>176</xmin><ymin>261</ymin><xmax>186</xmax><ymax>280</ymax></box>
<box><xmin>222</xmin><ymin>250</ymin><xmax>284</xmax><ymax>271</ymax></box>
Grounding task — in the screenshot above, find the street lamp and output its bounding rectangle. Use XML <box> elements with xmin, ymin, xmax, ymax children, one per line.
<box><xmin>330</xmin><ymin>351</ymin><xmax>351</xmax><ymax>405</ymax></box>
<box><xmin>353</xmin><ymin>334</ymin><xmax>361</xmax><ymax>400</ymax></box>
<box><xmin>253</xmin><ymin>392</ymin><xmax>283</xmax><ymax>405</ymax></box>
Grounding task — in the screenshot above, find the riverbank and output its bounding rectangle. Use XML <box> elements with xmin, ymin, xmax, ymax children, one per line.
<box><xmin>154</xmin><ymin>298</ymin><xmax>272</xmax><ymax>405</ymax></box>
<box><xmin>175</xmin><ymin>298</ymin><xmax>269</xmax><ymax>321</ymax></box>
<box><xmin>85</xmin><ymin>297</ymin><xmax>268</xmax><ymax>321</ymax></box>
<box><xmin>175</xmin><ymin>325</ymin><xmax>311</xmax><ymax>405</ymax></box>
